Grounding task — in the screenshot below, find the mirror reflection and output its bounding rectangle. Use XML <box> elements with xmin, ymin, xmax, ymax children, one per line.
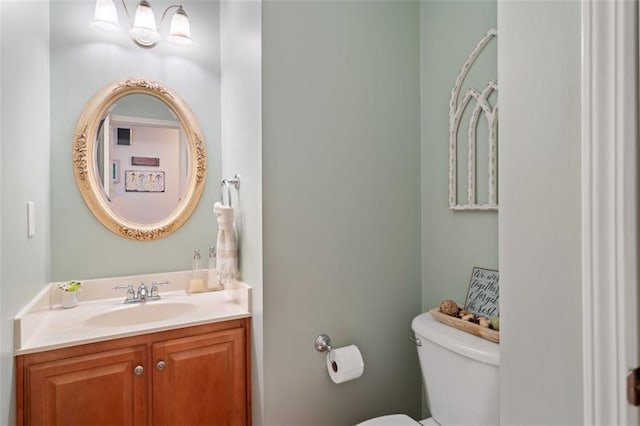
<box><xmin>95</xmin><ymin>94</ymin><xmax>189</xmax><ymax>224</ymax></box>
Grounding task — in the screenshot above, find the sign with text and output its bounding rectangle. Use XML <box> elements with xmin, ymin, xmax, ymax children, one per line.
<box><xmin>464</xmin><ymin>267</ymin><xmax>499</xmax><ymax>318</ymax></box>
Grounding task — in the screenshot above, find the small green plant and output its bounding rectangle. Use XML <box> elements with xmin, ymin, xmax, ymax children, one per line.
<box><xmin>57</xmin><ymin>281</ymin><xmax>82</xmax><ymax>292</ymax></box>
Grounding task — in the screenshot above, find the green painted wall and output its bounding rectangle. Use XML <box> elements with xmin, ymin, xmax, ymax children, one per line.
<box><xmin>262</xmin><ymin>1</ymin><xmax>422</xmax><ymax>424</ymax></box>
<box><xmin>0</xmin><ymin>2</ymin><xmax>50</xmax><ymax>423</ymax></box>
<box><xmin>420</xmin><ymin>0</ymin><xmax>498</xmax><ymax>312</ymax></box>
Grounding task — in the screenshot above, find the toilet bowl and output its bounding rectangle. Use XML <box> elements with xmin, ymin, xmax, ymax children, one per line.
<box><xmin>358</xmin><ymin>312</ymin><xmax>500</xmax><ymax>426</ymax></box>
<box><xmin>357</xmin><ymin>414</ymin><xmax>438</xmax><ymax>425</ymax></box>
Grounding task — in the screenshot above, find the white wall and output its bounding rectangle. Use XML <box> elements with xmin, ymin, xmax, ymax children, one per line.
<box><xmin>498</xmin><ymin>1</ymin><xmax>583</xmax><ymax>424</ymax></box>
<box><xmin>110</xmin><ymin>126</ymin><xmax>181</xmax><ymax>223</ymax></box>
<box><xmin>261</xmin><ymin>2</ymin><xmax>422</xmax><ymax>424</ymax></box>
<box><xmin>0</xmin><ymin>2</ymin><xmax>51</xmax><ymax>423</ymax></box>
<box><xmin>219</xmin><ymin>1</ymin><xmax>263</xmax><ymax>424</ymax></box>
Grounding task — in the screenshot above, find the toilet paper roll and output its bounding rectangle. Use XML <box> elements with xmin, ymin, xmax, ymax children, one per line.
<box><xmin>326</xmin><ymin>344</ymin><xmax>364</xmax><ymax>384</ymax></box>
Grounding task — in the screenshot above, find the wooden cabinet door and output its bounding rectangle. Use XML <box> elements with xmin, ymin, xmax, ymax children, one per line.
<box><xmin>25</xmin><ymin>346</ymin><xmax>147</xmax><ymax>426</ymax></box>
<box><xmin>152</xmin><ymin>327</ymin><xmax>247</xmax><ymax>426</ymax></box>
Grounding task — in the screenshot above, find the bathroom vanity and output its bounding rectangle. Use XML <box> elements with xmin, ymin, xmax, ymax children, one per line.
<box><xmin>14</xmin><ymin>271</ymin><xmax>252</xmax><ymax>426</ymax></box>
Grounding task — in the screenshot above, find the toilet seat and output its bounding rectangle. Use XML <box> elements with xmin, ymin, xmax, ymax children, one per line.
<box><xmin>356</xmin><ymin>414</ymin><xmax>439</xmax><ymax>426</ymax></box>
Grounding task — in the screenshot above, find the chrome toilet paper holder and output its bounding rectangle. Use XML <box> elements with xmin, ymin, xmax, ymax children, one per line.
<box><xmin>315</xmin><ymin>334</ymin><xmax>365</xmax><ymax>381</ymax></box>
<box><xmin>315</xmin><ymin>334</ymin><xmax>338</xmax><ymax>371</ymax></box>
<box><xmin>314</xmin><ymin>334</ymin><xmax>333</xmax><ymax>353</ymax></box>
<box><xmin>314</xmin><ymin>333</ymin><xmax>333</xmax><ymax>352</ymax></box>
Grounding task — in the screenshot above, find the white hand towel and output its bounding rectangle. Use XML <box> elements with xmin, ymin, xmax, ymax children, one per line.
<box><xmin>214</xmin><ymin>202</ymin><xmax>238</xmax><ymax>287</ymax></box>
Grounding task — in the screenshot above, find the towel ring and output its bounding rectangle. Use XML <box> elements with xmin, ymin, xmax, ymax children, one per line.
<box><xmin>220</xmin><ymin>174</ymin><xmax>240</xmax><ymax>207</ymax></box>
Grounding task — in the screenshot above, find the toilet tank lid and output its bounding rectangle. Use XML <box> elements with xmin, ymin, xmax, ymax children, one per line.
<box><xmin>412</xmin><ymin>312</ymin><xmax>500</xmax><ymax>366</ymax></box>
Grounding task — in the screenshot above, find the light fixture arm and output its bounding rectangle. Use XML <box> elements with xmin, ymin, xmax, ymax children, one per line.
<box><xmin>119</xmin><ymin>0</ymin><xmax>133</xmax><ymax>28</ymax></box>
<box><xmin>118</xmin><ymin>1</ymin><xmax>186</xmax><ymax>27</ymax></box>
<box><xmin>159</xmin><ymin>5</ymin><xmax>187</xmax><ymax>26</ymax></box>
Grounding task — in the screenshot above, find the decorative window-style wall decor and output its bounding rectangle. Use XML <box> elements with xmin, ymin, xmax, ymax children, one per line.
<box><xmin>449</xmin><ymin>28</ymin><xmax>498</xmax><ymax>211</ymax></box>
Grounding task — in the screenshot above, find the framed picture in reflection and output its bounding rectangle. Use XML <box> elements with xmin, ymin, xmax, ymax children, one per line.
<box><xmin>124</xmin><ymin>170</ymin><xmax>165</xmax><ymax>193</ymax></box>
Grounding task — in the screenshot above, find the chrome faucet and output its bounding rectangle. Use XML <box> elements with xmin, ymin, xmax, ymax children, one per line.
<box><xmin>137</xmin><ymin>283</ymin><xmax>149</xmax><ymax>301</ymax></box>
<box><xmin>114</xmin><ymin>281</ymin><xmax>169</xmax><ymax>304</ymax></box>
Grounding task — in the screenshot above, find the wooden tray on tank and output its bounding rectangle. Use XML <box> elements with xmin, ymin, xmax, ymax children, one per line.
<box><xmin>429</xmin><ymin>308</ymin><xmax>500</xmax><ymax>343</ymax></box>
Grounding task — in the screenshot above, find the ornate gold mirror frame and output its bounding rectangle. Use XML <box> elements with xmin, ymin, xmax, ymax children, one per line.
<box><xmin>73</xmin><ymin>78</ymin><xmax>206</xmax><ymax>240</ymax></box>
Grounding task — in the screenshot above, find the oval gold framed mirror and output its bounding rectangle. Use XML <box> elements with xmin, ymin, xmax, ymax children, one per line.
<box><xmin>73</xmin><ymin>78</ymin><xmax>206</xmax><ymax>240</ymax></box>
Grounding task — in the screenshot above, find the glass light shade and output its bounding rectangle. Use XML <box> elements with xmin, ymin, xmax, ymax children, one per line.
<box><xmin>167</xmin><ymin>7</ymin><xmax>192</xmax><ymax>46</ymax></box>
<box><xmin>88</xmin><ymin>0</ymin><xmax>120</xmax><ymax>33</ymax></box>
<box><xmin>129</xmin><ymin>0</ymin><xmax>161</xmax><ymax>48</ymax></box>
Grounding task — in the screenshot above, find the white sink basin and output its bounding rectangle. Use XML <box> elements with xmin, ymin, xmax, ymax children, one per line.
<box><xmin>14</xmin><ymin>273</ymin><xmax>252</xmax><ymax>354</ymax></box>
<box><xmin>84</xmin><ymin>302</ymin><xmax>198</xmax><ymax>328</ymax></box>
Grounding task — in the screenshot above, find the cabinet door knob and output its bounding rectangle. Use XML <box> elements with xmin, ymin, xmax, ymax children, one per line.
<box><xmin>156</xmin><ymin>360</ymin><xmax>166</xmax><ymax>371</ymax></box>
<box><xmin>134</xmin><ymin>365</ymin><xmax>144</xmax><ymax>376</ymax></box>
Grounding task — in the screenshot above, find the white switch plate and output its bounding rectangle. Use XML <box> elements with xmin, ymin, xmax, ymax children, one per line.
<box><xmin>27</xmin><ymin>202</ymin><xmax>35</xmax><ymax>238</ymax></box>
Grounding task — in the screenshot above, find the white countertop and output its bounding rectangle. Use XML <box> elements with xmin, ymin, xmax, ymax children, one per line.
<box><xmin>14</xmin><ymin>270</ymin><xmax>251</xmax><ymax>355</ymax></box>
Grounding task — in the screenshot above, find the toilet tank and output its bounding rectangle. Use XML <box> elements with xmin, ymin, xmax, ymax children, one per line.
<box><xmin>412</xmin><ymin>312</ymin><xmax>499</xmax><ymax>426</ymax></box>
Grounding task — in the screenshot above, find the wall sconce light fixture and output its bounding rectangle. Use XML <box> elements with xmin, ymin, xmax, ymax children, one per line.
<box><xmin>89</xmin><ymin>0</ymin><xmax>192</xmax><ymax>49</ymax></box>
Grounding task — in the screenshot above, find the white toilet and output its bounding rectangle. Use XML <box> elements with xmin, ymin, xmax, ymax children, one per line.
<box><xmin>358</xmin><ymin>311</ymin><xmax>500</xmax><ymax>425</ymax></box>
